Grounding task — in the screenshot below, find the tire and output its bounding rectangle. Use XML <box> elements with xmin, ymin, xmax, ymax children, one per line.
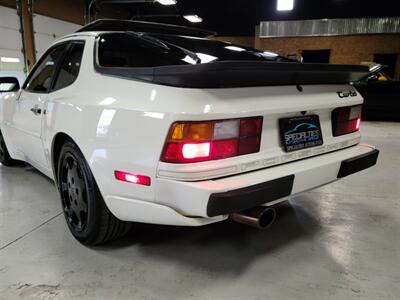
<box><xmin>57</xmin><ymin>140</ymin><xmax>132</xmax><ymax>245</ymax></box>
<box><xmin>0</xmin><ymin>130</ymin><xmax>21</xmax><ymax>166</ymax></box>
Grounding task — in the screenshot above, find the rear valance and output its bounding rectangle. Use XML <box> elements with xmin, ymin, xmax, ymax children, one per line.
<box><xmin>95</xmin><ymin>61</ymin><xmax>370</xmax><ymax>89</ymax></box>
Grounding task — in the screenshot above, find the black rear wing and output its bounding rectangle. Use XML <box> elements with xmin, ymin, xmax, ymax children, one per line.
<box><xmin>96</xmin><ymin>61</ymin><xmax>370</xmax><ymax>89</ymax></box>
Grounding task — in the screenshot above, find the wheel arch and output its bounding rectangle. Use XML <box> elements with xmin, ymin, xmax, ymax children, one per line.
<box><xmin>51</xmin><ymin>132</ymin><xmax>77</xmax><ymax>183</ymax></box>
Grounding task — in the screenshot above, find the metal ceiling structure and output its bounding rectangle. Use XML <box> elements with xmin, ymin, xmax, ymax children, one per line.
<box><xmin>260</xmin><ymin>17</ymin><xmax>400</xmax><ymax>38</ymax></box>
<box><xmin>87</xmin><ymin>0</ymin><xmax>400</xmax><ymax>36</ymax></box>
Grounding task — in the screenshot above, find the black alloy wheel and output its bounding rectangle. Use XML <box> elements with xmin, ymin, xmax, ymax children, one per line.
<box><xmin>57</xmin><ymin>140</ymin><xmax>132</xmax><ymax>245</ymax></box>
<box><xmin>60</xmin><ymin>152</ymin><xmax>88</xmax><ymax>232</ymax></box>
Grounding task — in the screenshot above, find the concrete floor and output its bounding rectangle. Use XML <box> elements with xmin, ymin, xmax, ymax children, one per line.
<box><xmin>0</xmin><ymin>121</ymin><xmax>399</xmax><ymax>300</ymax></box>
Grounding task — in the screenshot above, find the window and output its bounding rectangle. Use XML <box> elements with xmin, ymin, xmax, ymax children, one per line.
<box><xmin>97</xmin><ymin>33</ymin><xmax>293</xmax><ymax>69</ymax></box>
<box><xmin>25</xmin><ymin>44</ymin><xmax>68</xmax><ymax>92</ymax></box>
<box><xmin>302</xmin><ymin>50</ymin><xmax>331</xmax><ymax>63</ymax></box>
<box><xmin>373</xmin><ymin>54</ymin><xmax>398</xmax><ymax>79</ymax></box>
<box><xmin>53</xmin><ymin>43</ymin><xmax>84</xmax><ymax>90</ymax></box>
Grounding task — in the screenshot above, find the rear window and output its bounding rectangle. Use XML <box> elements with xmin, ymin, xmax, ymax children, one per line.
<box><xmin>152</xmin><ymin>34</ymin><xmax>292</xmax><ymax>63</ymax></box>
<box><xmin>97</xmin><ymin>32</ymin><xmax>292</xmax><ymax>68</ymax></box>
<box><xmin>98</xmin><ymin>33</ymin><xmax>187</xmax><ymax>68</ymax></box>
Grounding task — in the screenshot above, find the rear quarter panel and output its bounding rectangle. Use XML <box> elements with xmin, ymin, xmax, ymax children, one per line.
<box><xmin>44</xmin><ymin>37</ymin><xmax>363</xmax><ymax>211</ymax></box>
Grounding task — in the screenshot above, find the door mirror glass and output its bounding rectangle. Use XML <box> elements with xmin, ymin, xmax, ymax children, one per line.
<box><xmin>0</xmin><ymin>77</ymin><xmax>20</xmax><ymax>92</ymax></box>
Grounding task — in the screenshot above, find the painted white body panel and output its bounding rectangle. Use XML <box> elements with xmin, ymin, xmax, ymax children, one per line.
<box><xmin>0</xmin><ymin>33</ymin><xmax>376</xmax><ymax>226</ymax></box>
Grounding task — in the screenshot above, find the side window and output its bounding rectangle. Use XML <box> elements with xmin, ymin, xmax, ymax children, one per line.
<box><xmin>25</xmin><ymin>44</ymin><xmax>68</xmax><ymax>93</ymax></box>
<box><xmin>53</xmin><ymin>43</ymin><xmax>85</xmax><ymax>91</ymax></box>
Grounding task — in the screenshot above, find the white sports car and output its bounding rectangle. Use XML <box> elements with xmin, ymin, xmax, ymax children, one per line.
<box><xmin>0</xmin><ymin>20</ymin><xmax>379</xmax><ymax>245</ymax></box>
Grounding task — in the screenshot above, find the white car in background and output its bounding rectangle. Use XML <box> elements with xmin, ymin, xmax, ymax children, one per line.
<box><xmin>0</xmin><ymin>20</ymin><xmax>379</xmax><ymax>245</ymax></box>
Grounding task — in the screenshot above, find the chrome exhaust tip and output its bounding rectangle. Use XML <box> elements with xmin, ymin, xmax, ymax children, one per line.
<box><xmin>230</xmin><ymin>206</ymin><xmax>276</xmax><ymax>229</ymax></box>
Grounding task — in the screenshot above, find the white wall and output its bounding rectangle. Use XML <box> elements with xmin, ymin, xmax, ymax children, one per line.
<box><xmin>0</xmin><ymin>5</ymin><xmax>82</xmax><ymax>82</ymax></box>
<box><xmin>0</xmin><ymin>6</ymin><xmax>81</xmax><ymax>82</ymax></box>
<box><xmin>33</xmin><ymin>14</ymin><xmax>81</xmax><ymax>60</ymax></box>
<box><xmin>0</xmin><ymin>6</ymin><xmax>25</xmax><ymax>73</ymax></box>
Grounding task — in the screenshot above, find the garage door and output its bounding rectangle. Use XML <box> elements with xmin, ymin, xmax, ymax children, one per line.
<box><xmin>33</xmin><ymin>14</ymin><xmax>81</xmax><ymax>60</ymax></box>
<box><xmin>0</xmin><ymin>6</ymin><xmax>25</xmax><ymax>75</ymax></box>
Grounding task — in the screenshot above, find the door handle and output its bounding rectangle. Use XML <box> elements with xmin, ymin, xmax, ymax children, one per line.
<box><xmin>30</xmin><ymin>106</ymin><xmax>42</xmax><ymax>115</ymax></box>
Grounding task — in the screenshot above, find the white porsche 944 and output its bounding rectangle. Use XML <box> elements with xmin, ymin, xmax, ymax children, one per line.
<box><xmin>0</xmin><ymin>20</ymin><xmax>379</xmax><ymax>245</ymax></box>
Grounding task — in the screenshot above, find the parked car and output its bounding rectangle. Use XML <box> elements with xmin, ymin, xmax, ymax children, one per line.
<box><xmin>0</xmin><ymin>20</ymin><xmax>379</xmax><ymax>245</ymax></box>
<box><xmin>0</xmin><ymin>77</ymin><xmax>20</xmax><ymax>96</ymax></box>
<box><xmin>354</xmin><ymin>64</ymin><xmax>400</xmax><ymax>121</ymax></box>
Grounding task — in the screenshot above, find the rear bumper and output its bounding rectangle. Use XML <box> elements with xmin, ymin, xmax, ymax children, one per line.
<box><xmin>207</xmin><ymin>175</ymin><xmax>295</xmax><ymax>217</ymax></box>
<box><xmin>207</xmin><ymin>147</ymin><xmax>379</xmax><ymax>217</ymax></box>
<box><xmin>155</xmin><ymin>143</ymin><xmax>378</xmax><ymax>218</ymax></box>
<box><xmin>107</xmin><ymin>144</ymin><xmax>378</xmax><ymax>225</ymax></box>
<box><xmin>337</xmin><ymin>149</ymin><xmax>379</xmax><ymax>178</ymax></box>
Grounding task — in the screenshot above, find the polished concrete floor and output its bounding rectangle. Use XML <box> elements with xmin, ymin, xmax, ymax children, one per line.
<box><xmin>0</xmin><ymin>122</ymin><xmax>399</xmax><ymax>300</ymax></box>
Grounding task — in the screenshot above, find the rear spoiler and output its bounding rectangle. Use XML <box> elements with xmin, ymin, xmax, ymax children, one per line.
<box><xmin>95</xmin><ymin>61</ymin><xmax>370</xmax><ymax>89</ymax></box>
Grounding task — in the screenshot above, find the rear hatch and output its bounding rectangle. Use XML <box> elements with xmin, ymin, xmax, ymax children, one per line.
<box><xmin>157</xmin><ymin>83</ymin><xmax>364</xmax><ymax>181</ymax></box>
<box><xmin>93</xmin><ymin>31</ymin><xmax>368</xmax><ymax>181</ymax></box>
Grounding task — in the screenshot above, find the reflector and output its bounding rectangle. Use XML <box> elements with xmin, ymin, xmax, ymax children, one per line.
<box><xmin>114</xmin><ymin>171</ymin><xmax>151</xmax><ymax>186</ymax></box>
<box><xmin>356</xmin><ymin>118</ymin><xmax>361</xmax><ymax>130</ymax></box>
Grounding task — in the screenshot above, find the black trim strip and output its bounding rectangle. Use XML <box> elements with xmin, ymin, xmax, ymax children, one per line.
<box><xmin>207</xmin><ymin>175</ymin><xmax>295</xmax><ymax>217</ymax></box>
<box><xmin>337</xmin><ymin>149</ymin><xmax>379</xmax><ymax>178</ymax></box>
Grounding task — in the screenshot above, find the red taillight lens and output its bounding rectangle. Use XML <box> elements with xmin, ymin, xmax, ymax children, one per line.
<box><xmin>240</xmin><ymin>118</ymin><xmax>262</xmax><ymax>137</ymax></box>
<box><xmin>238</xmin><ymin>136</ymin><xmax>261</xmax><ymax>155</ymax></box>
<box><xmin>115</xmin><ymin>171</ymin><xmax>151</xmax><ymax>186</ymax></box>
<box><xmin>332</xmin><ymin>105</ymin><xmax>362</xmax><ymax>136</ymax></box>
<box><xmin>211</xmin><ymin>139</ymin><xmax>238</xmax><ymax>160</ymax></box>
<box><xmin>161</xmin><ymin>117</ymin><xmax>263</xmax><ymax>163</ymax></box>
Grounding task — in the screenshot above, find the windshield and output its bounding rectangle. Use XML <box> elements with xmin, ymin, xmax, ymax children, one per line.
<box><xmin>97</xmin><ymin>32</ymin><xmax>293</xmax><ymax>68</ymax></box>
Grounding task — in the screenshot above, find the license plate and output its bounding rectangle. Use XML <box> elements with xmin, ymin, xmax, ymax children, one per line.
<box><xmin>279</xmin><ymin>115</ymin><xmax>323</xmax><ymax>152</ymax></box>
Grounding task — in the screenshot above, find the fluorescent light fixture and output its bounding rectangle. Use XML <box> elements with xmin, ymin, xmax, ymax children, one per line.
<box><xmin>225</xmin><ymin>45</ymin><xmax>246</xmax><ymax>52</ymax></box>
<box><xmin>1</xmin><ymin>57</ymin><xmax>20</xmax><ymax>63</ymax></box>
<box><xmin>183</xmin><ymin>15</ymin><xmax>203</xmax><ymax>23</ymax></box>
<box><xmin>277</xmin><ymin>0</ymin><xmax>294</xmax><ymax>11</ymax></box>
<box><xmin>155</xmin><ymin>0</ymin><xmax>177</xmax><ymax>5</ymax></box>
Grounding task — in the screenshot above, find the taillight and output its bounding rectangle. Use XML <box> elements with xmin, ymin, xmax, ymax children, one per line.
<box><xmin>332</xmin><ymin>105</ymin><xmax>362</xmax><ymax>136</ymax></box>
<box><xmin>161</xmin><ymin>117</ymin><xmax>263</xmax><ymax>163</ymax></box>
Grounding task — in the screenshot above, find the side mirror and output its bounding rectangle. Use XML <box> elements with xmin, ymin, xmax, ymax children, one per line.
<box><xmin>0</xmin><ymin>77</ymin><xmax>20</xmax><ymax>93</ymax></box>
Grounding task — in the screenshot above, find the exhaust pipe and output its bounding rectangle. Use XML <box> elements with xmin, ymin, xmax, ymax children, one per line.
<box><xmin>231</xmin><ymin>206</ymin><xmax>276</xmax><ymax>229</ymax></box>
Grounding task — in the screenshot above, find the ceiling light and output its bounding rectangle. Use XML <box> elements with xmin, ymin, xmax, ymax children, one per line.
<box><xmin>155</xmin><ymin>0</ymin><xmax>177</xmax><ymax>5</ymax></box>
<box><xmin>1</xmin><ymin>57</ymin><xmax>20</xmax><ymax>63</ymax></box>
<box><xmin>184</xmin><ymin>15</ymin><xmax>203</xmax><ymax>23</ymax></box>
<box><xmin>277</xmin><ymin>0</ymin><xmax>294</xmax><ymax>11</ymax></box>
